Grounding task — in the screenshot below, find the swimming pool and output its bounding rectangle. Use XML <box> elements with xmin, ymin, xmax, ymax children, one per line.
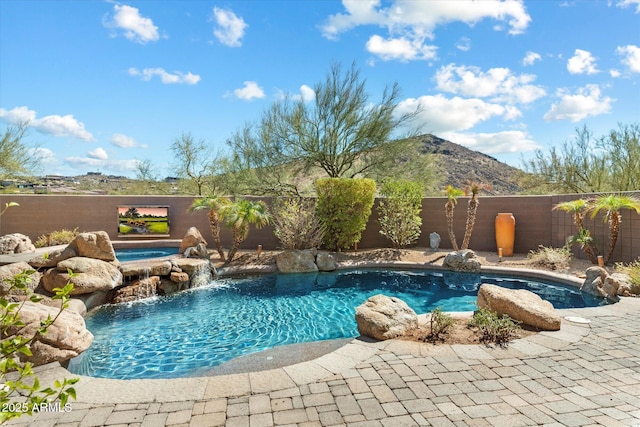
<box><xmin>68</xmin><ymin>269</ymin><xmax>607</xmax><ymax>380</ymax></box>
<box><xmin>115</xmin><ymin>247</ymin><xmax>179</xmax><ymax>262</ymax></box>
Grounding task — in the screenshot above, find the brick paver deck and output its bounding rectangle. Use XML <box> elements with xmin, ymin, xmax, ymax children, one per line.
<box><xmin>6</xmin><ymin>294</ymin><xmax>640</xmax><ymax>426</ymax></box>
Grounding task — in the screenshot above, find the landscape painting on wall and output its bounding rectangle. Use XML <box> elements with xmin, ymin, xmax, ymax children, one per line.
<box><xmin>118</xmin><ymin>206</ymin><xmax>169</xmax><ymax>236</ymax></box>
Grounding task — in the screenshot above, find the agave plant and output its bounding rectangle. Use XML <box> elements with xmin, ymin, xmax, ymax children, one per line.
<box><xmin>444</xmin><ymin>185</ymin><xmax>464</xmax><ymax>251</ymax></box>
<box><xmin>587</xmin><ymin>194</ymin><xmax>640</xmax><ymax>265</ymax></box>
<box><xmin>553</xmin><ymin>199</ymin><xmax>599</xmax><ymax>264</ymax></box>
<box><xmin>189</xmin><ymin>195</ymin><xmax>232</xmax><ymax>261</ymax></box>
<box><xmin>223</xmin><ymin>199</ymin><xmax>271</xmax><ymax>263</ymax></box>
<box><xmin>461</xmin><ymin>181</ymin><xmax>491</xmax><ymax>250</ymax></box>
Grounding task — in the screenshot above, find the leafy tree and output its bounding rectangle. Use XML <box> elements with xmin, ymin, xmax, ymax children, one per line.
<box><xmin>1</xmin><ymin>271</ymin><xmax>78</xmax><ymax>423</ymax></box>
<box><xmin>189</xmin><ymin>196</ymin><xmax>232</xmax><ymax>261</ymax></box>
<box><xmin>0</xmin><ymin>122</ymin><xmax>42</xmax><ymax>179</ymax></box>
<box><xmin>444</xmin><ymin>185</ymin><xmax>464</xmax><ymax>251</ymax></box>
<box><xmin>461</xmin><ymin>182</ymin><xmax>490</xmax><ymax>250</ymax></box>
<box><xmin>587</xmin><ymin>194</ymin><xmax>640</xmax><ymax>265</ymax></box>
<box><xmin>170</xmin><ymin>133</ymin><xmax>225</xmax><ymax>196</ymax></box>
<box><xmin>522</xmin><ymin>123</ymin><xmax>640</xmax><ymax>193</ymax></box>
<box><xmin>223</xmin><ymin>199</ymin><xmax>270</xmax><ymax>263</ymax></box>
<box><xmin>377</xmin><ymin>179</ymin><xmax>424</xmax><ymax>249</ymax></box>
<box><xmin>226</xmin><ymin>63</ymin><xmax>422</xmax><ymax>195</ymax></box>
<box><xmin>316</xmin><ymin>178</ymin><xmax>376</xmax><ymax>251</ymax></box>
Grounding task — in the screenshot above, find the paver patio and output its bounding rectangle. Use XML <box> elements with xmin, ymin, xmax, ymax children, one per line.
<box><xmin>5</xmin><ymin>296</ymin><xmax>640</xmax><ymax>427</ymax></box>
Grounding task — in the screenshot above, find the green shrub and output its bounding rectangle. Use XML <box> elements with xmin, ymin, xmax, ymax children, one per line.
<box><xmin>527</xmin><ymin>245</ymin><xmax>572</xmax><ymax>271</ymax></box>
<box><xmin>315</xmin><ymin>178</ymin><xmax>376</xmax><ymax>251</ymax></box>
<box><xmin>272</xmin><ymin>197</ymin><xmax>325</xmax><ymax>250</ymax></box>
<box><xmin>616</xmin><ymin>258</ymin><xmax>640</xmax><ymax>294</ymax></box>
<box><xmin>377</xmin><ymin>179</ymin><xmax>424</xmax><ymax>249</ymax></box>
<box><xmin>34</xmin><ymin>228</ymin><xmax>80</xmax><ymax>248</ymax></box>
<box><xmin>427</xmin><ymin>307</ymin><xmax>454</xmax><ymax>341</ymax></box>
<box><xmin>468</xmin><ymin>308</ymin><xmax>521</xmax><ymax>346</ymax></box>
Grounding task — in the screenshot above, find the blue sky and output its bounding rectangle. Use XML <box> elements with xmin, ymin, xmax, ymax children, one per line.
<box><xmin>1</xmin><ymin>0</ymin><xmax>639</xmax><ymax>179</ymax></box>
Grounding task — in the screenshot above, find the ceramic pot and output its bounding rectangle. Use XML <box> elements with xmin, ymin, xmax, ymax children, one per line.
<box><xmin>495</xmin><ymin>213</ymin><xmax>515</xmax><ymax>257</ymax></box>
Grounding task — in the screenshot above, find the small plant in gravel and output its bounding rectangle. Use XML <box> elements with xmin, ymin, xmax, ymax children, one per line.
<box><xmin>468</xmin><ymin>308</ymin><xmax>521</xmax><ymax>346</ymax></box>
<box><xmin>426</xmin><ymin>307</ymin><xmax>454</xmax><ymax>342</ymax></box>
<box><xmin>527</xmin><ymin>245</ymin><xmax>573</xmax><ymax>271</ymax></box>
<box><xmin>34</xmin><ymin>228</ymin><xmax>80</xmax><ymax>248</ymax></box>
<box><xmin>616</xmin><ymin>258</ymin><xmax>640</xmax><ymax>294</ymax></box>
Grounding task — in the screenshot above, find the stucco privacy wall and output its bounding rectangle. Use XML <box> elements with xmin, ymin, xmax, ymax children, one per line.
<box><xmin>0</xmin><ymin>193</ymin><xmax>638</xmax><ymax>263</ymax></box>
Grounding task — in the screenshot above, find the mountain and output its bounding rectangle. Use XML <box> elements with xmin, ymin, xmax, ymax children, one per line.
<box><xmin>412</xmin><ymin>134</ymin><xmax>525</xmax><ymax>195</ymax></box>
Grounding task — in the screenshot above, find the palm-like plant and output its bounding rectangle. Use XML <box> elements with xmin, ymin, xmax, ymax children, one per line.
<box><xmin>189</xmin><ymin>195</ymin><xmax>231</xmax><ymax>261</ymax></box>
<box><xmin>553</xmin><ymin>199</ymin><xmax>600</xmax><ymax>264</ymax></box>
<box><xmin>444</xmin><ymin>185</ymin><xmax>464</xmax><ymax>251</ymax></box>
<box><xmin>461</xmin><ymin>181</ymin><xmax>490</xmax><ymax>250</ymax></box>
<box><xmin>223</xmin><ymin>199</ymin><xmax>271</xmax><ymax>263</ymax></box>
<box><xmin>587</xmin><ymin>194</ymin><xmax>640</xmax><ymax>264</ymax></box>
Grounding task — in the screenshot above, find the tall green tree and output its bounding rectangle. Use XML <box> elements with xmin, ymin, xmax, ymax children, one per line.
<box><xmin>522</xmin><ymin>123</ymin><xmax>640</xmax><ymax>193</ymax></box>
<box><xmin>587</xmin><ymin>194</ymin><xmax>640</xmax><ymax>265</ymax></box>
<box><xmin>553</xmin><ymin>199</ymin><xmax>600</xmax><ymax>264</ymax></box>
<box><xmin>226</xmin><ymin>62</ymin><xmax>423</xmax><ymax>195</ymax></box>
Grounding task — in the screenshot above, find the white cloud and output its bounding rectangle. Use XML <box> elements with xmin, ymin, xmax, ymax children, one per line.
<box><xmin>610</xmin><ymin>69</ymin><xmax>622</xmax><ymax>78</ymax></box>
<box><xmin>128</xmin><ymin>67</ymin><xmax>201</xmax><ymax>85</ymax></box>
<box><xmin>434</xmin><ymin>64</ymin><xmax>546</xmax><ymax>104</ymax></box>
<box><xmin>617</xmin><ymin>0</ymin><xmax>640</xmax><ymax>13</ymax></box>
<box><xmin>88</xmin><ymin>147</ymin><xmax>108</xmax><ymax>160</ymax></box>
<box><xmin>543</xmin><ymin>84</ymin><xmax>614</xmax><ymax>122</ymax></box>
<box><xmin>456</xmin><ymin>37</ymin><xmax>471</xmax><ymax>52</ymax></box>
<box><xmin>64</xmin><ymin>156</ymin><xmax>140</xmax><ymax>173</ymax></box>
<box><xmin>365</xmin><ymin>35</ymin><xmax>437</xmax><ymax>61</ymax></box>
<box><xmin>111</xmin><ymin>133</ymin><xmax>146</xmax><ymax>148</ymax></box>
<box><xmin>616</xmin><ymin>45</ymin><xmax>640</xmax><ymax>72</ymax></box>
<box><xmin>299</xmin><ymin>85</ymin><xmax>316</xmax><ymax>102</ymax></box>
<box><xmin>522</xmin><ymin>51</ymin><xmax>541</xmax><ymax>66</ymax></box>
<box><xmin>104</xmin><ymin>4</ymin><xmax>160</xmax><ymax>44</ymax></box>
<box><xmin>321</xmin><ymin>0</ymin><xmax>531</xmax><ymax>59</ymax></box>
<box><xmin>567</xmin><ymin>49</ymin><xmax>599</xmax><ymax>74</ymax></box>
<box><xmin>232</xmin><ymin>81</ymin><xmax>265</xmax><ymax>100</ymax></box>
<box><xmin>0</xmin><ymin>106</ymin><xmax>94</xmax><ymax>141</ymax></box>
<box><xmin>395</xmin><ymin>94</ymin><xmax>512</xmax><ymax>134</ymax></box>
<box><xmin>212</xmin><ymin>7</ymin><xmax>247</xmax><ymax>47</ymax></box>
<box><xmin>441</xmin><ymin>130</ymin><xmax>540</xmax><ymax>154</ymax></box>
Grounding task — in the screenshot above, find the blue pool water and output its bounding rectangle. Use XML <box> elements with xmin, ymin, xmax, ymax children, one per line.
<box><xmin>115</xmin><ymin>247</ymin><xmax>179</xmax><ymax>262</ymax></box>
<box><xmin>68</xmin><ymin>269</ymin><xmax>607</xmax><ymax>380</ymax></box>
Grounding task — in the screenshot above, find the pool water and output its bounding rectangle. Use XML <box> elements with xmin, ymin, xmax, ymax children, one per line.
<box><xmin>68</xmin><ymin>269</ymin><xmax>607</xmax><ymax>380</ymax></box>
<box><xmin>115</xmin><ymin>247</ymin><xmax>179</xmax><ymax>262</ymax></box>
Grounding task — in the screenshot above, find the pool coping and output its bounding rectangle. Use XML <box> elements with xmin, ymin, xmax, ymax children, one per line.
<box><xmin>33</xmin><ymin>259</ymin><xmax>630</xmax><ymax>406</ymax></box>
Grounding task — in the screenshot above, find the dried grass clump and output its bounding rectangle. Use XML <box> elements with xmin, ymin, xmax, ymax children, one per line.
<box><xmin>527</xmin><ymin>245</ymin><xmax>572</xmax><ymax>271</ymax></box>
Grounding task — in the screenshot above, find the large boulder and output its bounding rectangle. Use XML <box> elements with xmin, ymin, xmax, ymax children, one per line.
<box><xmin>42</xmin><ymin>257</ymin><xmax>122</xmax><ymax>295</ymax></box>
<box><xmin>3</xmin><ymin>300</ymin><xmax>93</xmax><ymax>366</ymax></box>
<box><xmin>477</xmin><ymin>283</ymin><xmax>561</xmax><ymax>331</ymax></box>
<box><xmin>316</xmin><ymin>252</ymin><xmax>337</xmax><ymax>272</ymax></box>
<box><xmin>581</xmin><ymin>266</ymin><xmax>620</xmax><ymax>298</ymax></box>
<box><xmin>120</xmin><ymin>260</ymin><xmax>172</xmax><ymax>278</ymax></box>
<box><xmin>443</xmin><ymin>250</ymin><xmax>481</xmax><ymax>273</ymax></box>
<box><xmin>0</xmin><ymin>262</ymin><xmax>41</xmax><ymax>296</ymax></box>
<box><xmin>179</xmin><ymin>227</ymin><xmax>208</xmax><ymax>254</ymax></box>
<box><xmin>0</xmin><ymin>233</ymin><xmax>35</xmax><ymax>255</ymax></box>
<box><xmin>355</xmin><ymin>294</ymin><xmax>418</xmax><ymax>340</ymax></box>
<box><xmin>69</xmin><ymin>231</ymin><xmax>116</xmax><ymax>261</ymax></box>
<box><xmin>29</xmin><ymin>246</ymin><xmax>77</xmax><ymax>268</ymax></box>
<box><xmin>276</xmin><ymin>249</ymin><xmax>318</xmax><ymax>273</ymax></box>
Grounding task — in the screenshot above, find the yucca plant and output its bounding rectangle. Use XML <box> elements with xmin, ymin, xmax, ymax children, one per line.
<box><xmin>189</xmin><ymin>195</ymin><xmax>232</xmax><ymax>261</ymax></box>
<box><xmin>444</xmin><ymin>185</ymin><xmax>464</xmax><ymax>251</ymax></box>
<box><xmin>461</xmin><ymin>181</ymin><xmax>490</xmax><ymax>250</ymax></box>
<box><xmin>587</xmin><ymin>194</ymin><xmax>640</xmax><ymax>264</ymax></box>
<box><xmin>223</xmin><ymin>199</ymin><xmax>270</xmax><ymax>263</ymax></box>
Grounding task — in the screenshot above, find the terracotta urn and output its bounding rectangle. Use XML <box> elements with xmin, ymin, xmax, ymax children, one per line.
<box><xmin>495</xmin><ymin>213</ymin><xmax>515</xmax><ymax>257</ymax></box>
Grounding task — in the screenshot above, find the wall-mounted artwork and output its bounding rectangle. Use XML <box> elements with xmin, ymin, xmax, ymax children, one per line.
<box><xmin>118</xmin><ymin>206</ymin><xmax>169</xmax><ymax>236</ymax></box>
